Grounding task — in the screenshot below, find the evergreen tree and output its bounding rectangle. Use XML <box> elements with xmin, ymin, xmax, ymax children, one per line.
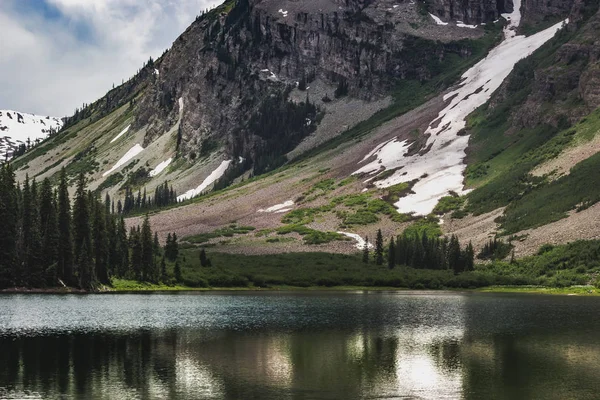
<box><xmin>160</xmin><ymin>256</ymin><xmax>167</xmax><ymax>282</ymax></box>
<box><xmin>77</xmin><ymin>242</ymin><xmax>93</xmax><ymax>290</ymax></box>
<box><xmin>115</xmin><ymin>217</ymin><xmax>129</xmax><ymax>277</ymax></box>
<box><xmin>140</xmin><ymin>215</ymin><xmax>154</xmax><ymax>281</ymax></box>
<box><xmin>388</xmin><ymin>237</ymin><xmax>396</xmax><ymax>269</ymax></box>
<box><xmin>39</xmin><ymin>178</ymin><xmax>59</xmax><ymax>285</ymax></box>
<box><xmin>165</xmin><ymin>233</ymin><xmax>179</xmax><ymax>261</ymax></box>
<box><xmin>57</xmin><ymin>168</ymin><xmax>74</xmax><ymax>285</ymax></box>
<box><xmin>362</xmin><ymin>237</ymin><xmax>369</xmax><ymax>264</ymax></box>
<box><xmin>464</xmin><ymin>241</ymin><xmax>475</xmax><ymax>271</ymax></box>
<box><xmin>174</xmin><ymin>260</ymin><xmax>182</xmax><ymax>282</ymax></box>
<box><xmin>73</xmin><ymin>173</ymin><xmax>94</xmax><ymax>288</ymax></box>
<box><xmin>448</xmin><ymin>235</ymin><xmax>462</xmax><ymax>275</ymax></box>
<box><xmin>93</xmin><ymin>198</ymin><xmax>109</xmax><ymax>285</ymax></box>
<box><xmin>375</xmin><ymin>229</ymin><xmax>384</xmax><ymax>265</ymax></box>
<box><xmin>200</xmin><ymin>249</ymin><xmax>209</xmax><ymax>267</ymax></box>
<box><xmin>23</xmin><ymin>177</ymin><xmax>43</xmax><ymax>286</ymax></box>
<box><xmin>130</xmin><ymin>227</ymin><xmax>143</xmax><ymax>280</ymax></box>
<box><xmin>0</xmin><ymin>164</ymin><xmax>18</xmax><ymax>288</ymax></box>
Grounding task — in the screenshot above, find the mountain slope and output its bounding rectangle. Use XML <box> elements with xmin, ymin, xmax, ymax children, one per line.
<box><xmin>10</xmin><ymin>0</ymin><xmax>600</xmax><ymax>260</ymax></box>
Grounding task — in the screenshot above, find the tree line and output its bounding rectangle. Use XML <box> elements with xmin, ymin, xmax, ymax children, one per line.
<box><xmin>118</xmin><ymin>182</ymin><xmax>178</xmax><ymax>214</ymax></box>
<box><xmin>0</xmin><ymin>165</ymin><xmax>180</xmax><ymax>290</ymax></box>
<box><xmin>363</xmin><ymin>229</ymin><xmax>475</xmax><ymax>274</ymax></box>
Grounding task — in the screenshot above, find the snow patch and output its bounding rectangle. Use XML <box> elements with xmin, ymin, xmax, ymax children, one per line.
<box><xmin>278</xmin><ymin>9</ymin><xmax>288</xmax><ymax>17</ymax></box>
<box><xmin>258</xmin><ymin>200</ymin><xmax>295</xmax><ymax>213</ymax></box>
<box><xmin>110</xmin><ymin>125</ymin><xmax>130</xmax><ymax>143</ymax></box>
<box><xmin>337</xmin><ymin>232</ymin><xmax>374</xmax><ymax>250</ymax></box>
<box><xmin>154</xmin><ymin>69</ymin><xmax>159</xmax><ymax>76</ymax></box>
<box><xmin>178</xmin><ymin>97</ymin><xmax>184</xmax><ymax>113</ymax></box>
<box><xmin>355</xmin><ymin>0</ymin><xmax>567</xmax><ymax>215</ymax></box>
<box><xmin>456</xmin><ymin>21</ymin><xmax>478</xmax><ymax>29</ymax></box>
<box><xmin>429</xmin><ymin>13</ymin><xmax>448</xmax><ymax>25</ymax></box>
<box><xmin>149</xmin><ymin>158</ymin><xmax>173</xmax><ymax>177</ymax></box>
<box><xmin>177</xmin><ymin>160</ymin><xmax>232</xmax><ymax>201</ymax></box>
<box><xmin>103</xmin><ymin>144</ymin><xmax>144</xmax><ymax>177</ymax></box>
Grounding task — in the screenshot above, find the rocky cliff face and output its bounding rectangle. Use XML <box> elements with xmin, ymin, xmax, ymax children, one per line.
<box><xmin>427</xmin><ymin>0</ymin><xmax>579</xmax><ymax>26</ymax></box>
<box><xmin>133</xmin><ymin>0</ymin><xmax>483</xmax><ymax>172</ymax></box>
<box><xmin>505</xmin><ymin>2</ymin><xmax>600</xmax><ymax>129</ymax></box>
<box><xmin>428</xmin><ymin>0</ymin><xmax>514</xmax><ymax>25</ymax></box>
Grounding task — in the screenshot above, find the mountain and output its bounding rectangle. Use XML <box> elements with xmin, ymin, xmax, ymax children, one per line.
<box><xmin>0</xmin><ymin>110</ymin><xmax>63</xmax><ymax>160</ymax></box>
<box><xmin>9</xmin><ymin>0</ymin><xmax>600</xmax><ymax>261</ymax></box>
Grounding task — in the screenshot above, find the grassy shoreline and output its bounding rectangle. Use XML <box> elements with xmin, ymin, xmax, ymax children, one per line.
<box><xmin>2</xmin><ymin>284</ymin><xmax>599</xmax><ymax>296</ymax></box>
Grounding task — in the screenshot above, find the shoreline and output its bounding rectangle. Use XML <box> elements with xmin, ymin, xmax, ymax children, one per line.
<box><xmin>2</xmin><ymin>285</ymin><xmax>599</xmax><ymax>296</ymax></box>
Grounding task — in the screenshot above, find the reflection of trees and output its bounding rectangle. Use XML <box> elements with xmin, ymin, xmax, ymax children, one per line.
<box><xmin>0</xmin><ymin>329</ymin><xmax>402</xmax><ymax>399</ymax></box>
<box><xmin>2</xmin><ymin>296</ymin><xmax>600</xmax><ymax>399</ymax></box>
<box><xmin>456</xmin><ymin>296</ymin><xmax>600</xmax><ymax>400</ymax></box>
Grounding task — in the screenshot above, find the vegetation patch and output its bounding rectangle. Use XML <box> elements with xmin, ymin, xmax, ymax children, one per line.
<box><xmin>403</xmin><ymin>215</ymin><xmax>442</xmax><ymax>238</ymax></box>
<box><xmin>276</xmin><ymin>224</ymin><xmax>348</xmax><ymax>245</ymax></box>
<box><xmin>433</xmin><ymin>193</ymin><xmax>465</xmax><ymax>215</ymax></box>
<box><xmin>185</xmin><ymin>225</ymin><xmax>256</xmax><ymax>244</ymax></box>
<box><xmin>343</xmin><ymin>210</ymin><xmax>380</xmax><ymax>225</ymax></box>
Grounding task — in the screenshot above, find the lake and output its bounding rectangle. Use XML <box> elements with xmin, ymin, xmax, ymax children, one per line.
<box><xmin>0</xmin><ymin>291</ymin><xmax>599</xmax><ymax>399</ymax></box>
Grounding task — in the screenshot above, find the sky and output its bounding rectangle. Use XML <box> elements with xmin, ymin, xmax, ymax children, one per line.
<box><xmin>0</xmin><ymin>0</ymin><xmax>221</xmax><ymax>117</ymax></box>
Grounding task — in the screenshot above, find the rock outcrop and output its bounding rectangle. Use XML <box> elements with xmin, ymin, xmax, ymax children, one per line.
<box><xmin>133</xmin><ymin>0</ymin><xmax>484</xmax><ymax>170</ymax></box>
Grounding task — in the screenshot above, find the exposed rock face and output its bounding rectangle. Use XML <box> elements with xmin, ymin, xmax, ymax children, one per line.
<box><xmin>511</xmin><ymin>5</ymin><xmax>600</xmax><ymax>129</ymax></box>
<box><xmin>428</xmin><ymin>0</ymin><xmax>514</xmax><ymax>25</ymax></box>
<box><xmin>520</xmin><ymin>0</ymin><xmax>576</xmax><ymax>26</ymax></box>
<box><xmin>134</xmin><ymin>0</ymin><xmax>483</xmax><ymax>169</ymax></box>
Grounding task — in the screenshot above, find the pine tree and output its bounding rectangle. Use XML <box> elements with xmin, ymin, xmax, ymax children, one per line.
<box><xmin>465</xmin><ymin>241</ymin><xmax>475</xmax><ymax>271</ymax></box>
<box><xmin>130</xmin><ymin>228</ymin><xmax>142</xmax><ymax>280</ymax></box>
<box><xmin>375</xmin><ymin>229</ymin><xmax>384</xmax><ymax>265</ymax></box>
<box><xmin>388</xmin><ymin>237</ymin><xmax>396</xmax><ymax>269</ymax></box>
<box><xmin>362</xmin><ymin>237</ymin><xmax>369</xmax><ymax>264</ymax></box>
<box><xmin>174</xmin><ymin>260</ymin><xmax>182</xmax><ymax>282</ymax></box>
<box><xmin>448</xmin><ymin>235</ymin><xmax>462</xmax><ymax>275</ymax></box>
<box><xmin>200</xmin><ymin>249</ymin><xmax>209</xmax><ymax>267</ymax></box>
<box><xmin>93</xmin><ymin>198</ymin><xmax>109</xmax><ymax>285</ymax></box>
<box><xmin>165</xmin><ymin>233</ymin><xmax>179</xmax><ymax>261</ymax></box>
<box><xmin>160</xmin><ymin>256</ymin><xmax>167</xmax><ymax>282</ymax></box>
<box><xmin>39</xmin><ymin>178</ymin><xmax>59</xmax><ymax>285</ymax></box>
<box><xmin>73</xmin><ymin>173</ymin><xmax>94</xmax><ymax>288</ymax></box>
<box><xmin>57</xmin><ymin>168</ymin><xmax>73</xmax><ymax>286</ymax></box>
<box><xmin>115</xmin><ymin>217</ymin><xmax>129</xmax><ymax>277</ymax></box>
<box><xmin>0</xmin><ymin>164</ymin><xmax>18</xmax><ymax>288</ymax></box>
<box><xmin>77</xmin><ymin>242</ymin><xmax>93</xmax><ymax>290</ymax></box>
<box><xmin>23</xmin><ymin>177</ymin><xmax>43</xmax><ymax>286</ymax></box>
<box><xmin>141</xmin><ymin>215</ymin><xmax>154</xmax><ymax>281</ymax></box>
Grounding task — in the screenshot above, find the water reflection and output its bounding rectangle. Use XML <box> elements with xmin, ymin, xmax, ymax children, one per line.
<box><xmin>1</xmin><ymin>293</ymin><xmax>600</xmax><ymax>399</ymax></box>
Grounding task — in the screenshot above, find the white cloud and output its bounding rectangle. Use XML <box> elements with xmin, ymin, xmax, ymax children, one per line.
<box><xmin>0</xmin><ymin>0</ymin><xmax>221</xmax><ymax>117</ymax></box>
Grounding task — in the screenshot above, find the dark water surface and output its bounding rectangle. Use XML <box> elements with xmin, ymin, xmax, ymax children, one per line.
<box><xmin>0</xmin><ymin>291</ymin><xmax>599</xmax><ymax>399</ymax></box>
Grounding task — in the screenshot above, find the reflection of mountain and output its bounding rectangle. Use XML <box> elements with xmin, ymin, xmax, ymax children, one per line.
<box><xmin>1</xmin><ymin>294</ymin><xmax>600</xmax><ymax>399</ymax></box>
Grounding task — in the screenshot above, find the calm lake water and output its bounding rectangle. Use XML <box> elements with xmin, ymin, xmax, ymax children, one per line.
<box><xmin>0</xmin><ymin>291</ymin><xmax>599</xmax><ymax>399</ymax></box>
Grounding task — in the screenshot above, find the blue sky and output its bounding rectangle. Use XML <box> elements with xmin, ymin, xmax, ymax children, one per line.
<box><xmin>0</xmin><ymin>0</ymin><xmax>221</xmax><ymax>117</ymax></box>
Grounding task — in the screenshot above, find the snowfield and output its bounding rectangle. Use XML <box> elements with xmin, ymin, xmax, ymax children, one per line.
<box><xmin>356</xmin><ymin>0</ymin><xmax>567</xmax><ymax>215</ymax></box>
<box><xmin>177</xmin><ymin>160</ymin><xmax>232</xmax><ymax>202</ymax></box>
<box><xmin>102</xmin><ymin>144</ymin><xmax>144</xmax><ymax>177</ymax></box>
<box><xmin>258</xmin><ymin>200</ymin><xmax>295</xmax><ymax>213</ymax></box>
<box><xmin>149</xmin><ymin>158</ymin><xmax>173</xmax><ymax>177</ymax></box>
<box><xmin>429</xmin><ymin>13</ymin><xmax>448</xmax><ymax>26</ymax></box>
<box><xmin>337</xmin><ymin>232</ymin><xmax>374</xmax><ymax>250</ymax></box>
<box><xmin>0</xmin><ymin>110</ymin><xmax>63</xmax><ymax>158</ymax></box>
<box><xmin>110</xmin><ymin>125</ymin><xmax>131</xmax><ymax>143</ymax></box>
